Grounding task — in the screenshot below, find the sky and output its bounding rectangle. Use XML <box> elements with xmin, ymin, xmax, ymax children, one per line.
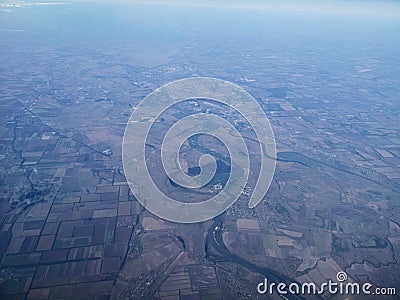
<box><xmin>117</xmin><ymin>0</ymin><xmax>400</xmax><ymax>17</ymax></box>
<box><xmin>1</xmin><ymin>0</ymin><xmax>400</xmax><ymax>17</ymax></box>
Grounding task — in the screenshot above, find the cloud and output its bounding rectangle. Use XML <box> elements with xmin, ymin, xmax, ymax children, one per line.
<box><xmin>0</xmin><ymin>2</ymin><xmax>71</xmax><ymax>9</ymax></box>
